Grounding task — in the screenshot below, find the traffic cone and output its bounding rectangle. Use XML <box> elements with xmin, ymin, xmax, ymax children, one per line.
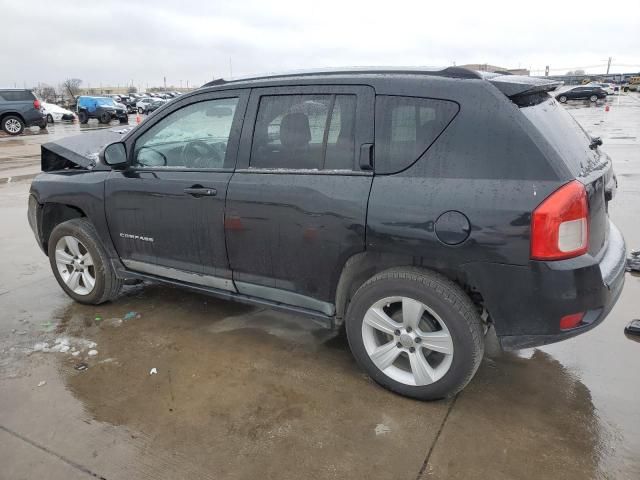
<box><xmin>605</xmin><ymin>105</ymin><xmax>610</xmax><ymax>112</ymax></box>
<box><xmin>136</xmin><ymin>113</ymin><xmax>141</xmax><ymax>124</ymax></box>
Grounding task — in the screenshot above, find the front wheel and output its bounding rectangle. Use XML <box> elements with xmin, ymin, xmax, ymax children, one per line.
<box><xmin>345</xmin><ymin>268</ymin><xmax>484</xmax><ymax>400</ymax></box>
<box><xmin>98</xmin><ymin>111</ymin><xmax>111</xmax><ymax>124</ymax></box>
<box><xmin>48</xmin><ymin>218</ymin><xmax>122</xmax><ymax>304</ymax></box>
<box><xmin>138</xmin><ymin>107</ymin><xmax>144</xmax><ymax>114</ymax></box>
<box><xmin>590</xmin><ymin>95</ymin><xmax>598</xmax><ymax>102</ymax></box>
<box><xmin>78</xmin><ymin>110</ymin><xmax>89</xmax><ymax>124</ymax></box>
<box><xmin>558</xmin><ymin>95</ymin><xmax>567</xmax><ymax>103</ymax></box>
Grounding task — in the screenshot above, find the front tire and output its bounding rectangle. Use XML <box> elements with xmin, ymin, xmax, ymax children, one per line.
<box><xmin>48</xmin><ymin>218</ymin><xmax>122</xmax><ymax>305</ymax></box>
<box><xmin>98</xmin><ymin>111</ymin><xmax>111</xmax><ymax>124</ymax></box>
<box><xmin>138</xmin><ymin>107</ymin><xmax>144</xmax><ymax>114</ymax></box>
<box><xmin>345</xmin><ymin>268</ymin><xmax>484</xmax><ymax>400</ymax></box>
<box><xmin>78</xmin><ymin>110</ymin><xmax>89</xmax><ymax>124</ymax></box>
<box><xmin>2</xmin><ymin>115</ymin><xmax>25</xmax><ymax>135</ymax></box>
<box><xmin>558</xmin><ymin>95</ymin><xmax>567</xmax><ymax>103</ymax></box>
<box><xmin>590</xmin><ymin>95</ymin><xmax>598</xmax><ymax>102</ymax></box>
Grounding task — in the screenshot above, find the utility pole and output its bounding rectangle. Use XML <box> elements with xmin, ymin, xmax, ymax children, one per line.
<box><xmin>164</xmin><ymin>76</ymin><xmax>167</xmax><ymax>90</ymax></box>
<box><xmin>606</xmin><ymin>57</ymin><xmax>612</xmax><ymax>75</ymax></box>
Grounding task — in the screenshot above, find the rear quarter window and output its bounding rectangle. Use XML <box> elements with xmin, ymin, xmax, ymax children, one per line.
<box><xmin>375</xmin><ymin>96</ymin><xmax>459</xmax><ymax>174</ymax></box>
<box><xmin>0</xmin><ymin>90</ymin><xmax>35</xmax><ymax>101</ymax></box>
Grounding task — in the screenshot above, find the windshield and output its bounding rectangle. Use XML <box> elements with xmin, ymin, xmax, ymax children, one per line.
<box><xmin>520</xmin><ymin>97</ymin><xmax>605</xmax><ymax>177</ymax></box>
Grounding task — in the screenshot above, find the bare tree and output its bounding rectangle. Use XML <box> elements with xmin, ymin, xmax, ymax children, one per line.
<box><xmin>566</xmin><ymin>69</ymin><xmax>586</xmax><ymax>76</ymax></box>
<box><xmin>33</xmin><ymin>84</ymin><xmax>57</xmax><ymax>102</ymax></box>
<box><xmin>62</xmin><ymin>78</ymin><xmax>82</xmax><ymax>100</ymax></box>
<box><xmin>127</xmin><ymin>85</ymin><xmax>138</xmax><ymax>94</ymax></box>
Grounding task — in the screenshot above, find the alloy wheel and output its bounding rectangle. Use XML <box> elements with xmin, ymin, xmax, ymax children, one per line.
<box><xmin>4</xmin><ymin>118</ymin><xmax>22</xmax><ymax>134</ymax></box>
<box><xmin>55</xmin><ymin>236</ymin><xmax>96</xmax><ymax>295</ymax></box>
<box><xmin>361</xmin><ymin>296</ymin><xmax>454</xmax><ymax>386</ymax></box>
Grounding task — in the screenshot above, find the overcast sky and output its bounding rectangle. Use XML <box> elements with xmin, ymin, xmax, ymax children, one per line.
<box><xmin>1</xmin><ymin>0</ymin><xmax>638</xmax><ymax>89</ymax></box>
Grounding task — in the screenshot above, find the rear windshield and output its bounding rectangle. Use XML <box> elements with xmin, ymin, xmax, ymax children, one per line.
<box><xmin>520</xmin><ymin>97</ymin><xmax>604</xmax><ymax>177</ymax></box>
<box><xmin>0</xmin><ymin>90</ymin><xmax>35</xmax><ymax>101</ymax></box>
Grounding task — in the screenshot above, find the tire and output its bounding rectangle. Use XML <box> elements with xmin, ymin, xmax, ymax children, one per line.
<box><xmin>345</xmin><ymin>268</ymin><xmax>484</xmax><ymax>400</ymax></box>
<box><xmin>48</xmin><ymin>218</ymin><xmax>123</xmax><ymax>305</ymax></box>
<box><xmin>39</xmin><ymin>118</ymin><xmax>47</xmax><ymax>129</ymax></box>
<box><xmin>138</xmin><ymin>107</ymin><xmax>144</xmax><ymax>114</ymax></box>
<box><xmin>623</xmin><ymin>87</ymin><xmax>629</xmax><ymax>92</ymax></box>
<box><xmin>47</xmin><ymin>114</ymin><xmax>54</xmax><ymax>124</ymax></box>
<box><xmin>78</xmin><ymin>110</ymin><xmax>89</xmax><ymax>124</ymax></box>
<box><xmin>590</xmin><ymin>95</ymin><xmax>598</xmax><ymax>102</ymax></box>
<box><xmin>558</xmin><ymin>95</ymin><xmax>567</xmax><ymax>103</ymax></box>
<box><xmin>99</xmin><ymin>111</ymin><xmax>111</xmax><ymax>124</ymax></box>
<box><xmin>119</xmin><ymin>116</ymin><xmax>129</xmax><ymax>124</ymax></box>
<box><xmin>2</xmin><ymin>115</ymin><xmax>25</xmax><ymax>135</ymax></box>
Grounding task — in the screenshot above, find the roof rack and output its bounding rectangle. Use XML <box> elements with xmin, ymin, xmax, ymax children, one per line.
<box><xmin>202</xmin><ymin>66</ymin><xmax>482</xmax><ymax>88</ymax></box>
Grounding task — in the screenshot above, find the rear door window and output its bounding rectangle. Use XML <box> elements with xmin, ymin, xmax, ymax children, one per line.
<box><xmin>375</xmin><ymin>96</ymin><xmax>459</xmax><ymax>174</ymax></box>
<box><xmin>250</xmin><ymin>94</ymin><xmax>357</xmax><ymax>170</ymax></box>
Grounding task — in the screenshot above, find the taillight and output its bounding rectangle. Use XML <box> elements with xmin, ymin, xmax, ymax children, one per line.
<box><xmin>531</xmin><ymin>180</ymin><xmax>589</xmax><ymax>260</ymax></box>
<box><xmin>560</xmin><ymin>312</ymin><xmax>584</xmax><ymax>330</ymax></box>
<box><xmin>33</xmin><ymin>99</ymin><xmax>41</xmax><ymax>110</ymax></box>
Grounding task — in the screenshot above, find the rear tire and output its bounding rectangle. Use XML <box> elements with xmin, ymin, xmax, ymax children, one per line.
<box><xmin>48</xmin><ymin>218</ymin><xmax>122</xmax><ymax>305</ymax></box>
<box><xmin>47</xmin><ymin>114</ymin><xmax>54</xmax><ymax>124</ymax></box>
<box><xmin>590</xmin><ymin>95</ymin><xmax>598</xmax><ymax>102</ymax></box>
<box><xmin>2</xmin><ymin>115</ymin><xmax>25</xmax><ymax>135</ymax></box>
<box><xmin>345</xmin><ymin>267</ymin><xmax>484</xmax><ymax>400</ymax></box>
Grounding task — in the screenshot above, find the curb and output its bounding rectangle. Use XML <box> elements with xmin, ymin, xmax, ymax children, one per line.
<box><xmin>0</xmin><ymin>172</ymin><xmax>38</xmax><ymax>184</ymax></box>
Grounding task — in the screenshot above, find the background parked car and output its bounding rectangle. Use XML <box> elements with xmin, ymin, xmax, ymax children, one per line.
<box><xmin>586</xmin><ymin>82</ymin><xmax>615</xmax><ymax>95</ymax></box>
<box><xmin>41</xmin><ymin>102</ymin><xmax>75</xmax><ymax>123</ymax></box>
<box><xmin>142</xmin><ymin>99</ymin><xmax>166</xmax><ymax>114</ymax></box>
<box><xmin>136</xmin><ymin>97</ymin><xmax>164</xmax><ymax>113</ymax></box>
<box><xmin>556</xmin><ymin>86</ymin><xmax>607</xmax><ymax>103</ymax></box>
<box><xmin>0</xmin><ymin>89</ymin><xmax>47</xmax><ymax>135</ymax></box>
<box><xmin>77</xmin><ymin>96</ymin><xmax>129</xmax><ymax>124</ymax></box>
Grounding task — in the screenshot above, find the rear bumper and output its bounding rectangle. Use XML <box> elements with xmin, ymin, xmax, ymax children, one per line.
<box><xmin>462</xmin><ymin>220</ymin><xmax>626</xmax><ymax>350</ymax></box>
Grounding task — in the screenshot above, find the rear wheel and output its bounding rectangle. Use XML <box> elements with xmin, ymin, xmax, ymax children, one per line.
<box><xmin>48</xmin><ymin>218</ymin><xmax>122</xmax><ymax>304</ymax></box>
<box><xmin>558</xmin><ymin>95</ymin><xmax>567</xmax><ymax>103</ymax></box>
<box><xmin>2</xmin><ymin>115</ymin><xmax>25</xmax><ymax>135</ymax></box>
<box><xmin>47</xmin><ymin>114</ymin><xmax>54</xmax><ymax>124</ymax></box>
<box><xmin>590</xmin><ymin>95</ymin><xmax>598</xmax><ymax>102</ymax></box>
<box><xmin>345</xmin><ymin>268</ymin><xmax>484</xmax><ymax>400</ymax></box>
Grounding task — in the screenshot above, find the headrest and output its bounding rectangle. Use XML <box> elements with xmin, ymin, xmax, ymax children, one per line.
<box><xmin>280</xmin><ymin>113</ymin><xmax>311</xmax><ymax>149</ymax></box>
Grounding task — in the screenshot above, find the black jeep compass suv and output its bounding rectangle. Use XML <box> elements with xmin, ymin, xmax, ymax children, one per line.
<box><xmin>27</xmin><ymin>68</ymin><xmax>626</xmax><ymax>400</ymax></box>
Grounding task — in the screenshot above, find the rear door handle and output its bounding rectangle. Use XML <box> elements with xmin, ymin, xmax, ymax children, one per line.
<box><xmin>184</xmin><ymin>186</ymin><xmax>217</xmax><ymax>197</ymax></box>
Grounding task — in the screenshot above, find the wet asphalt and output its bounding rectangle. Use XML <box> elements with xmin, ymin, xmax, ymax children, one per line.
<box><xmin>0</xmin><ymin>95</ymin><xmax>639</xmax><ymax>479</ymax></box>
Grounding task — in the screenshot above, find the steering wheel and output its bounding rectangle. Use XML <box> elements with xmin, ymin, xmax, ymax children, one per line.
<box><xmin>180</xmin><ymin>140</ymin><xmax>224</xmax><ymax>169</ymax></box>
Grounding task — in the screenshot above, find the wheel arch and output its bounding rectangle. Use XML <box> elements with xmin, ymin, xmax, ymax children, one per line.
<box><xmin>334</xmin><ymin>252</ymin><xmax>485</xmax><ymax>328</ymax></box>
<box><xmin>41</xmin><ymin>203</ymin><xmax>87</xmax><ymax>254</ymax></box>
<box><xmin>0</xmin><ymin>111</ymin><xmax>25</xmax><ymax>124</ymax></box>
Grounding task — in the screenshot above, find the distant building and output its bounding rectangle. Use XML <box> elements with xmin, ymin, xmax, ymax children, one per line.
<box><xmin>460</xmin><ymin>64</ymin><xmax>530</xmax><ymax>76</ymax></box>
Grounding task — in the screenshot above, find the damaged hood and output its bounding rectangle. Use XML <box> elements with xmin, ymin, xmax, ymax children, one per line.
<box><xmin>41</xmin><ymin>126</ymin><xmax>134</xmax><ymax>171</ymax></box>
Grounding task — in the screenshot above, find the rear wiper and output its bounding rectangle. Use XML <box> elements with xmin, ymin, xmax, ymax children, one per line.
<box><xmin>589</xmin><ymin>137</ymin><xmax>603</xmax><ymax>150</ymax></box>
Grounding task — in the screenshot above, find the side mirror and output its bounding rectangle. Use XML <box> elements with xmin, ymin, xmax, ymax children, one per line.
<box><xmin>103</xmin><ymin>142</ymin><xmax>127</xmax><ymax>169</ymax></box>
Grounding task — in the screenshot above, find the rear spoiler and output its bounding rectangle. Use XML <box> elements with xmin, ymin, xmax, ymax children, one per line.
<box><xmin>481</xmin><ymin>72</ymin><xmax>563</xmax><ymax>97</ymax></box>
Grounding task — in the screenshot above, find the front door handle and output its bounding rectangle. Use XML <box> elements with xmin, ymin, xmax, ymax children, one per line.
<box><xmin>184</xmin><ymin>186</ymin><xmax>217</xmax><ymax>197</ymax></box>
